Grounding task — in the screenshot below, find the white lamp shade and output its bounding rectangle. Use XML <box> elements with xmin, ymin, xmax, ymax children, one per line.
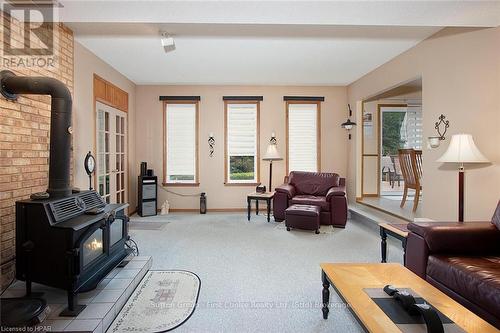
<box><xmin>437</xmin><ymin>134</ymin><xmax>489</xmax><ymax>163</ymax></box>
<box><xmin>263</xmin><ymin>144</ymin><xmax>282</xmax><ymax>161</ymax></box>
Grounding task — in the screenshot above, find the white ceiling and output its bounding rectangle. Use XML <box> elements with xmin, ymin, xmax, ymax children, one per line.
<box><xmin>65</xmin><ymin>1</ymin><xmax>500</xmax><ymax>86</ymax></box>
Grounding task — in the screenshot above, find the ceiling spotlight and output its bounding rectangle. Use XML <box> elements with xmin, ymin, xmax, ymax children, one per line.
<box><xmin>160</xmin><ymin>32</ymin><xmax>175</xmax><ymax>53</ymax></box>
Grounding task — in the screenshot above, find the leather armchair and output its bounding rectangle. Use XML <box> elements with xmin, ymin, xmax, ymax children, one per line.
<box><xmin>273</xmin><ymin>171</ymin><xmax>347</xmax><ymax>227</ymax></box>
<box><xmin>405</xmin><ymin>221</ymin><xmax>500</xmax><ymax>328</ymax></box>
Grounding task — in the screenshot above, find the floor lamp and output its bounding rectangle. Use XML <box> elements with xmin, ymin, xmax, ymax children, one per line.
<box><xmin>263</xmin><ymin>135</ymin><xmax>282</xmax><ymax>192</ymax></box>
<box><xmin>437</xmin><ymin>134</ymin><xmax>489</xmax><ymax>222</ymax></box>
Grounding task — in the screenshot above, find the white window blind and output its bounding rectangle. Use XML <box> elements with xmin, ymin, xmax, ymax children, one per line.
<box><xmin>288</xmin><ymin>103</ymin><xmax>318</xmax><ymax>172</ymax></box>
<box><xmin>226</xmin><ymin>103</ymin><xmax>258</xmax><ymax>183</ymax></box>
<box><xmin>165</xmin><ymin>103</ymin><xmax>197</xmax><ymax>183</ymax></box>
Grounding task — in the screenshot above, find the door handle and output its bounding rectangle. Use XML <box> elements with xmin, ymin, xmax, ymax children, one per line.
<box><xmin>112</xmin><ymin>169</ymin><xmax>119</xmax><ymax>173</ymax></box>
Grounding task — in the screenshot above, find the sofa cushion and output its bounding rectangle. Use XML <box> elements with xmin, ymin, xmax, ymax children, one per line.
<box><xmin>289</xmin><ymin>171</ymin><xmax>339</xmax><ymax>196</ymax></box>
<box><xmin>427</xmin><ymin>255</ymin><xmax>500</xmax><ymax>319</ymax></box>
<box><xmin>290</xmin><ymin>195</ymin><xmax>329</xmax><ymax>211</ymax></box>
<box><xmin>492</xmin><ymin>200</ymin><xmax>500</xmax><ymax>230</ymax></box>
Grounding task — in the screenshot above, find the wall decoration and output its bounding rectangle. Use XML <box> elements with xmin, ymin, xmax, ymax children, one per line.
<box><xmin>208</xmin><ymin>133</ymin><xmax>215</xmax><ymax>157</ymax></box>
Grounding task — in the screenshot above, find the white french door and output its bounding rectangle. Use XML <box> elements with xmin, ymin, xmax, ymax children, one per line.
<box><xmin>95</xmin><ymin>102</ymin><xmax>127</xmax><ymax>204</ymax></box>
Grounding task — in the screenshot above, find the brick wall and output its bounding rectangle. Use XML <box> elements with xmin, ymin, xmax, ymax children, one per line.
<box><xmin>0</xmin><ymin>10</ymin><xmax>74</xmax><ymax>290</ymax></box>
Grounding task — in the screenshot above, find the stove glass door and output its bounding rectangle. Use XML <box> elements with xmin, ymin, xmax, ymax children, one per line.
<box><xmin>82</xmin><ymin>228</ymin><xmax>104</xmax><ymax>267</ymax></box>
<box><xmin>110</xmin><ymin>218</ymin><xmax>123</xmax><ymax>247</ymax></box>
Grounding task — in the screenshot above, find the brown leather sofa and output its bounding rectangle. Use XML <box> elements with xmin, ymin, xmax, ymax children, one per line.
<box><xmin>273</xmin><ymin>171</ymin><xmax>347</xmax><ymax>227</ymax></box>
<box><xmin>405</xmin><ymin>219</ymin><xmax>500</xmax><ymax>328</ymax></box>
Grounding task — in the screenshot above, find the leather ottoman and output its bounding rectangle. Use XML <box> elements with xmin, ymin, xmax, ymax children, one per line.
<box><xmin>285</xmin><ymin>204</ymin><xmax>320</xmax><ymax>234</ymax></box>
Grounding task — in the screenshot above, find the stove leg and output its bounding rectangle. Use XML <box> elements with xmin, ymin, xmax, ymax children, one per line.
<box><xmin>59</xmin><ymin>291</ymin><xmax>86</xmax><ymax>317</ymax></box>
<box><xmin>25</xmin><ymin>279</ymin><xmax>32</xmax><ymax>296</ymax></box>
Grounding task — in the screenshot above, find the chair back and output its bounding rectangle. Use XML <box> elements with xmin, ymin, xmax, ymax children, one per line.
<box><xmin>398</xmin><ymin>149</ymin><xmax>422</xmax><ymax>189</ymax></box>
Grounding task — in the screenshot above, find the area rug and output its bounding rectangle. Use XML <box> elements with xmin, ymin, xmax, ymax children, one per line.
<box><xmin>274</xmin><ymin>223</ymin><xmax>336</xmax><ymax>234</ymax></box>
<box><xmin>109</xmin><ymin>271</ymin><xmax>201</xmax><ymax>333</ymax></box>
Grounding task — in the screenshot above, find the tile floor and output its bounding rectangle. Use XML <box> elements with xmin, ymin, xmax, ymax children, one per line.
<box><xmin>1</xmin><ymin>256</ymin><xmax>152</xmax><ymax>333</ymax></box>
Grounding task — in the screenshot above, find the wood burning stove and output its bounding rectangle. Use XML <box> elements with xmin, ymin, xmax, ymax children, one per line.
<box><xmin>16</xmin><ymin>192</ymin><xmax>130</xmax><ymax>316</ymax></box>
<box><xmin>0</xmin><ymin>70</ymin><xmax>131</xmax><ymax>317</ymax></box>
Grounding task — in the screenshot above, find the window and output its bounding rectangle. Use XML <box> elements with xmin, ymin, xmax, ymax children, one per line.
<box><xmin>163</xmin><ymin>101</ymin><xmax>199</xmax><ymax>185</ymax></box>
<box><xmin>286</xmin><ymin>102</ymin><xmax>321</xmax><ymax>173</ymax></box>
<box><xmin>225</xmin><ymin>101</ymin><xmax>260</xmax><ymax>184</ymax></box>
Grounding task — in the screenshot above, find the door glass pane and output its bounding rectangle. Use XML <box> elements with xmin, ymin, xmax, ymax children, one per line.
<box><xmin>105</xmin><ymin>175</ymin><xmax>110</xmax><ymax>194</ymax></box>
<box><xmin>105</xmin><ymin>133</ymin><xmax>109</xmax><ymax>152</ymax></box>
<box><xmin>105</xmin><ymin>154</ymin><xmax>109</xmax><ymax>173</ymax></box>
<box><xmin>98</xmin><ymin>176</ymin><xmax>104</xmax><ymax>195</ymax></box>
<box><xmin>98</xmin><ymin>111</ymin><xmax>104</xmax><ymax>130</ymax></box>
<box><xmin>121</xmin><ymin>118</ymin><xmax>125</xmax><ymax>134</ymax></box>
<box><xmin>121</xmin><ymin>136</ymin><xmax>125</xmax><ymax>153</ymax></box>
<box><xmin>105</xmin><ymin>112</ymin><xmax>109</xmax><ymax>131</ymax></box>
<box><xmin>98</xmin><ymin>133</ymin><xmax>104</xmax><ymax>153</ymax></box>
<box><xmin>116</xmin><ymin>115</ymin><xmax>120</xmax><ymax>134</ymax></box>
<box><xmin>98</xmin><ymin>153</ymin><xmax>105</xmax><ymax>175</ymax></box>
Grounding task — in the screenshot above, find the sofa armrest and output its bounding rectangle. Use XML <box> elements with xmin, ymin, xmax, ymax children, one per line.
<box><xmin>408</xmin><ymin>222</ymin><xmax>500</xmax><ymax>255</ymax></box>
<box><xmin>275</xmin><ymin>184</ymin><xmax>296</xmax><ymax>199</ymax></box>
<box><xmin>326</xmin><ymin>186</ymin><xmax>346</xmax><ymax>200</ymax></box>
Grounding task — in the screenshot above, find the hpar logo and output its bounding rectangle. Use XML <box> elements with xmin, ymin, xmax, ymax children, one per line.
<box><xmin>2</xmin><ymin>1</ymin><xmax>55</xmax><ymax>56</ymax></box>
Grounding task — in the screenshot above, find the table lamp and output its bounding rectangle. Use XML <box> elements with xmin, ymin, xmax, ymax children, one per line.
<box><xmin>437</xmin><ymin>134</ymin><xmax>489</xmax><ymax>222</ymax></box>
<box><xmin>262</xmin><ymin>133</ymin><xmax>283</xmax><ymax>192</ymax></box>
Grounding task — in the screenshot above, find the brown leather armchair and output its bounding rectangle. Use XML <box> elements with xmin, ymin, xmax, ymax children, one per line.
<box><xmin>405</xmin><ymin>220</ymin><xmax>500</xmax><ymax>328</ymax></box>
<box><xmin>273</xmin><ymin>171</ymin><xmax>347</xmax><ymax>227</ymax></box>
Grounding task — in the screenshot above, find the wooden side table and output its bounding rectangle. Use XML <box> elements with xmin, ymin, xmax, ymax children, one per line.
<box><xmin>378</xmin><ymin>223</ymin><xmax>409</xmax><ymax>264</ymax></box>
<box><xmin>247</xmin><ymin>192</ymin><xmax>274</xmax><ymax>222</ymax></box>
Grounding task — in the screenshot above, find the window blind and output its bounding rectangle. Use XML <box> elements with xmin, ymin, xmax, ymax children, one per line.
<box><xmin>288</xmin><ymin>103</ymin><xmax>318</xmax><ymax>172</ymax></box>
<box><xmin>227</xmin><ymin>103</ymin><xmax>258</xmax><ymax>182</ymax></box>
<box><xmin>401</xmin><ymin>105</ymin><xmax>423</xmax><ymax>149</ymax></box>
<box><xmin>166</xmin><ymin>103</ymin><xmax>197</xmax><ymax>182</ymax></box>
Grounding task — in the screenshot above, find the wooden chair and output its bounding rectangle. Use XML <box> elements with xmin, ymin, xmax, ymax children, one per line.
<box><xmin>398</xmin><ymin>149</ymin><xmax>422</xmax><ymax>212</ymax></box>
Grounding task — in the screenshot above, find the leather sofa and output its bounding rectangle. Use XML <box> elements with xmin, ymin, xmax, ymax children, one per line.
<box><xmin>273</xmin><ymin>171</ymin><xmax>347</xmax><ymax>227</ymax></box>
<box><xmin>405</xmin><ymin>218</ymin><xmax>500</xmax><ymax>328</ymax></box>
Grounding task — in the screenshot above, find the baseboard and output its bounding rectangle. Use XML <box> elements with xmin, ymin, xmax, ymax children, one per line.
<box><xmin>168</xmin><ymin>208</ymin><xmax>266</xmax><ymax>213</ymax></box>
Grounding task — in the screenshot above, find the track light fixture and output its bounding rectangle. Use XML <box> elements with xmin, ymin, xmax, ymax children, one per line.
<box><xmin>160</xmin><ymin>32</ymin><xmax>175</xmax><ymax>53</ymax></box>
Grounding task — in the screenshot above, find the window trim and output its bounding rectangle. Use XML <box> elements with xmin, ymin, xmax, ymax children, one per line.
<box><xmin>285</xmin><ymin>100</ymin><xmax>322</xmax><ymax>174</ymax></box>
<box><xmin>224</xmin><ymin>100</ymin><xmax>261</xmax><ymax>186</ymax></box>
<box><xmin>162</xmin><ymin>100</ymin><xmax>200</xmax><ymax>187</ymax></box>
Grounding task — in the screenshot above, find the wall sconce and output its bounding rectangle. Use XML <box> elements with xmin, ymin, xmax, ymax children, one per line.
<box><xmin>340</xmin><ymin>104</ymin><xmax>357</xmax><ymax>140</ymax></box>
<box><xmin>208</xmin><ymin>133</ymin><xmax>215</xmax><ymax>157</ymax></box>
<box><xmin>428</xmin><ymin>114</ymin><xmax>450</xmax><ymax>148</ymax></box>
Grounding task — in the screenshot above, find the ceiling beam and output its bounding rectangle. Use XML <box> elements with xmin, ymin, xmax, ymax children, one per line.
<box><xmin>59</xmin><ymin>1</ymin><xmax>500</xmax><ymax>27</ymax></box>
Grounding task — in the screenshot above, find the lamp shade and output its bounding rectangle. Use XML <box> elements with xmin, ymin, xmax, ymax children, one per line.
<box><xmin>263</xmin><ymin>143</ymin><xmax>282</xmax><ymax>161</ymax></box>
<box><xmin>437</xmin><ymin>134</ymin><xmax>489</xmax><ymax>163</ymax></box>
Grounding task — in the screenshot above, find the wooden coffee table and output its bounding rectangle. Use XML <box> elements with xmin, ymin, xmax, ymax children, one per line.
<box><xmin>320</xmin><ymin>263</ymin><xmax>498</xmax><ymax>333</ymax></box>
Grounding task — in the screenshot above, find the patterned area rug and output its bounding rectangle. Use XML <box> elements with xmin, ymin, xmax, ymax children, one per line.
<box><xmin>109</xmin><ymin>271</ymin><xmax>200</xmax><ymax>333</ymax></box>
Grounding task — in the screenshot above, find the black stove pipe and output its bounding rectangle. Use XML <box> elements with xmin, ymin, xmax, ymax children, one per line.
<box><xmin>0</xmin><ymin>70</ymin><xmax>72</xmax><ymax>198</ymax></box>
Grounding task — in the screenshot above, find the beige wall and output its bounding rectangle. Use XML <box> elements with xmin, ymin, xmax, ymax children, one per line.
<box><xmin>135</xmin><ymin>85</ymin><xmax>348</xmax><ymax>210</ymax></box>
<box><xmin>73</xmin><ymin>41</ymin><xmax>137</xmax><ymax>211</ymax></box>
<box><xmin>348</xmin><ymin>27</ymin><xmax>500</xmax><ymax>221</ymax></box>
